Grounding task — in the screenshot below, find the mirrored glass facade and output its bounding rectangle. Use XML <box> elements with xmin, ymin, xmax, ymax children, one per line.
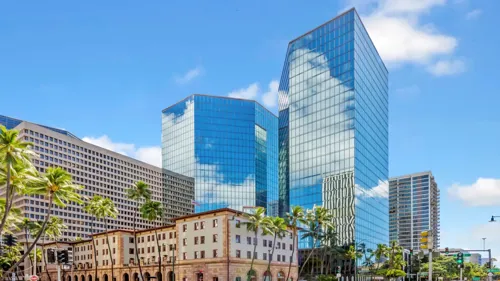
<box><xmin>278</xmin><ymin>8</ymin><xmax>389</xmax><ymax>258</ymax></box>
<box><xmin>162</xmin><ymin>95</ymin><xmax>279</xmax><ymax>215</ymax></box>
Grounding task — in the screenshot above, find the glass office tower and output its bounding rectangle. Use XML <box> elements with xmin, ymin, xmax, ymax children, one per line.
<box><xmin>278</xmin><ymin>8</ymin><xmax>389</xmax><ymax>260</ymax></box>
<box><xmin>162</xmin><ymin>95</ymin><xmax>279</xmax><ymax>215</ymax></box>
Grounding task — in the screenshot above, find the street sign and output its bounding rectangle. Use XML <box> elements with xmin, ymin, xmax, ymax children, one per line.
<box><xmin>472</xmin><ymin>277</ymin><xmax>480</xmax><ymax>281</ymax></box>
<box><xmin>336</xmin><ymin>274</ymin><xmax>341</xmax><ymax>278</ymax></box>
<box><xmin>488</xmin><ymin>269</ymin><xmax>500</xmax><ymax>273</ymax></box>
<box><xmin>30</xmin><ymin>275</ymin><xmax>39</xmax><ymax>281</ymax></box>
<box><xmin>453</xmin><ymin>253</ymin><xmax>472</xmax><ymax>257</ymax></box>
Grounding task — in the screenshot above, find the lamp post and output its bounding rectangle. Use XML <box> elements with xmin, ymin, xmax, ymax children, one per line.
<box><xmin>482</xmin><ymin>238</ymin><xmax>486</xmax><ymax>251</ymax></box>
<box><xmin>488</xmin><ymin>216</ymin><xmax>500</xmax><ymax>222</ymax></box>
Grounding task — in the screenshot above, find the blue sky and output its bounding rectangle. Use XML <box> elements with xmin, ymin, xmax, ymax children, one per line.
<box><xmin>1</xmin><ymin>0</ymin><xmax>499</xmax><ymax>260</ymax></box>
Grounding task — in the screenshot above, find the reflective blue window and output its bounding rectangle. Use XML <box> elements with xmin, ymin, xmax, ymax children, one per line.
<box><xmin>162</xmin><ymin>95</ymin><xmax>278</xmax><ymax>216</ymax></box>
<box><xmin>278</xmin><ymin>8</ymin><xmax>389</xmax><ymax>261</ymax></box>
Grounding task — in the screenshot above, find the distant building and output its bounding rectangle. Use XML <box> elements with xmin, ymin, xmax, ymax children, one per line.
<box><xmin>389</xmin><ymin>171</ymin><xmax>440</xmax><ymax>250</ymax></box>
<box><xmin>162</xmin><ymin>95</ymin><xmax>279</xmax><ymax>215</ymax></box>
<box><xmin>438</xmin><ymin>248</ymin><xmax>482</xmax><ymax>265</ymax></box>
<box><xmin>40</xmin><ymin>208</ymin><xmax>298</xmax><ymax>281</ymax></box>
<box><xmin>0</xmin><ymin>115</ymin><xmax>195</xmax><ymax>240</ymax></box>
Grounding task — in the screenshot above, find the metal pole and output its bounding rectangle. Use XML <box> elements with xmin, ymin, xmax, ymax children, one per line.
<box><xmin>33</xmin><ymin>243</ymin><xmax>37</xmax><ymax>276</ymax></box>
<box><xmin>460</xmin><ymin>267</ymin><xmax>463</xmax><ymax>281</ymax></box>
<box><xmin>482</xmin><ymin>238</ymin><xmax>486</xmax><ymax>251</ymax></box>
<box><xmin>57</xmin><ymin>258</ymin><xmax>61</xmax><ymax>281</ymax></box>
<box><xmin>429</xmin><ymin>250</ymin><xmax>432</xmax><ymax>281</ymax></box>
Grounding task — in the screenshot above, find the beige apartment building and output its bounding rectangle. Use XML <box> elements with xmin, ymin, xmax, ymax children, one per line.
<box><xmin>0</xmin><ymin>115</ymin><xmax>195</xmax><ymax>242</ymax></box>
<box><xmin>41</xmin><ymin>209</ymin><xmax>298</xmax><ymax>281</ymax></box>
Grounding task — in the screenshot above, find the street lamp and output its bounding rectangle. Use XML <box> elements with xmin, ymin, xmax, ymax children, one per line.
<box><xmin>489</xmin><ymin>216</ymin><xmax>500</xmax><ymax>222</ymax></box>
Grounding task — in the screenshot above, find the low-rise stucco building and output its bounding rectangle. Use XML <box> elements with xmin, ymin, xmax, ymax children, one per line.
<box><xmin>40</xmin><ymin>209</ymin><xmax>298</xmax><ymax>281</ymax></box>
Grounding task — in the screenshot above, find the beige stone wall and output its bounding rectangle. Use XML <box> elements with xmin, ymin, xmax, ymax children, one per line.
<box><xmin>43</xmin><ymin>261</ymin><xmax>298</xmax><ymax>281</ymax></box>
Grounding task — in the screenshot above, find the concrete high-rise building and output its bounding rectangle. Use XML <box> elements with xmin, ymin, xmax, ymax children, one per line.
<box><xmin>278</xmin><ymin>7</ymin><xmax>389</xmax><ymax>256</ymax></box>
<box><xmin>389</xmin><ymin>171</ymin><xmax>440</xmax><ymax>250</ymax></box>
<box><xmin>0</xmin><ymin>115</ymin><xmax>195</xmax><ymax>241</ymax></box>
<box><xmin>162</xmin><ymin>95</ymin><xmax>278</xmax><ymax>215</ymax></box>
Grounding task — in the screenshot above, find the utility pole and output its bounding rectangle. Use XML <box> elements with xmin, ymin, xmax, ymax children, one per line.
<box><xmin>482</xmin><ymin>238</ymin><xmax>486</xmax><ymax>250</ymax></box>
<box><xmin>56</xmin><ymin>256</ymin><xmax>61</xmax><ymax>281</ymax></box>
<box><xmin>33</xmin><ymin>243</ymin><xmax>37</xmax><ymax>276</ymax></box>
<box><xmin>429</xmin><ymin>249</ymin><xmax>433</xmax><ymax>281</ymax></box>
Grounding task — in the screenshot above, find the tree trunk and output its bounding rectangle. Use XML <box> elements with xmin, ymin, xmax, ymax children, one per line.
<box><xmin>247</xmin><ymin>230</ymin><xmax>258</xmax><ymax>281</ymax></box>
<box><xmin>4</xmin><ymin>196</ymin><xmax>53</xmax><ymax>277</ymax></box>
<box><xmin>91</xmin><ymin>217</ymin><xmax>98</xmax><ymax>281</ymax></box>
<box><xmin>299</xmin><ymin>238</ymin><xmax>317</xmax><ymax>278</ymax></box>
<box><xmin>155</xmin><ymin>229</ymin><xmax>162</xmax><ymax>281</ymax></box>
<box><xmin>0</xmin><ymin>165</ymin><xmax>12</xmax><ymax>237</ymax></box>
<box><xmin>265</xmin><ymin>233</ymin><xmax>278</xmax><ymax>280</ymax></box>
<box><xmin>25</xmin><ymin>227</ymin><xmax>33</xmax><ymax>269</ymax></box>
<box><xmin>104</xmin><ymin>219</ymin><xmax>114</xmax><ymax>281</ymax></box>
<box><xmin>134</xmin><ymin>202</ymin><xmax>144</xmax><ymax>281</ymax></box>
<box><xmin>286</xmin><ymin>229</ymin><xmax>296</xmax><ymax>281</ymax></box>
<box><xmin>42</xmin><ymin>236</ymin><xmax>53</xmax><ymax>281</ymax></box>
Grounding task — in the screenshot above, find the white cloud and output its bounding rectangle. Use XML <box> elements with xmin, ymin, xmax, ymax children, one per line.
<box><xmin>227</xmin><ymin>80</ymin><xmax>280</xmax><ymax>109</ymax></box>
<box><xmin>466</xmin><ymin>9</ymin><xmax>482</xmax><ymax>20</ymax></box>
<box><xmin>448</xmin><ymin>178</ymin><xmax>500</xmax><ymax>206</ymax></box>
<box><xmin>349</xmin><ymin>0</ymin><xmax>464</xmax><ymax>76</ymax></box>
<box><xmin>228</xmin><ymin>83</ymin><xmax>259</xmax><ymax>100</ymax></box>
<box><xmin>82</xmin><ymin>135</ymin><xmax>161</xmax><ymax>167</ymax></box>
<box><xmin>427</xmin><ymin>59</ymin><xmax>466</xmax><ymax>76</ymax></box>
<box><xmin>175</xmin><ymin>66</ymin><xmax>203</xmax><ymax>84</ymax></box>
<box><xmin>261</xmin><ymin>80</ymin><xmax>279</xmax><ymax>108</ymax></box>
<box><xmin>355</xmin><ymin>180</ymin><xmax>389</xmax><ymax>198</ymax></box>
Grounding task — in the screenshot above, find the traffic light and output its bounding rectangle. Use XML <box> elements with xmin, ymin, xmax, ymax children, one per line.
<box><xmin>3</xmin><ymin>234</ymin><xmax>17</xmax><ymax>246</ymax></box>
<box><xmin>445</xmin><ymin>247</ymin><xmax>449</xmax><ymax>254</ymax></box>
<box><xmin>456</xmin><ymin>252</ymin><xmax>464</xmax><ymax>265</ymax></box>
<box><xmin>57</xmin><ymin>249</ymin><xmax>69</xmax><ymax>264</ymax></box>
<box><xmin>420</xmin><ymin>230</ymin><xmax>433</xmax><ymax>250</ymax></box>
<box><xmin>47</xmin><ymin>248</ymin><xmax>56</xmax><ymax>264</ymax></box>
<box><xmin>410</xmin><ymin>249</ymin><xmax>414</xmax><ymax>256</ymax></box>
<box><xmin>486</xmin><ymin>261</ymin><xmax>491</xmax><ymax>269</ymax></box>
<box><xmin>336</xmin><ymin>266</ymin><xmax>341</xmax><ymax>274</ymax></box>
<box><xmin>67</xmin><ymin>248</ymin><xmax>74</xmax><ymax>264</ymax></box>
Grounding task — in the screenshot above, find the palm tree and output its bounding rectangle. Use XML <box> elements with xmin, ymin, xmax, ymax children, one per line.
<box><xmin>28</xmin><ymin>248</ymin><xmax>42</xmax><ymax>269</ymax></box>
<box><xmin>285</xmin><ymin>206</ymin><xmax>305</xmax><ymax>281</ymax></box>
<box><xmin>319</xmin><ymin>224</ymin><xmax>336</xmax><ymax>275</ymax></box>
<box><xmin>373</xmin><ymin>244</ymin><xmax>387</xmax><ymax>270</ymax></box>
<box><xmin>242</xmin><ymin>207</ymin><xmax>267</xmax><ymax>281</ymax></box>
<box><xmin>94</xmin><ymin>197</ymin><xmax>118</xmax><ymax>281</ymax></box>
<box><xmin>141</xmin><ymin>200</ymin><xmax>163</xmax><ymax>281</ymax></box>
<box><xmin>127</xmin><ymin>181</ymin><xmax>151</xmax><ymax>281</ymax></box>
<box><xmin>19</xmin><ymin>218</ymin><xmax>36</xmax><ymax>268</ymax></box>
<box><xmin>5</xmin><ymin>167</ymin><xmax>83</xmax><ymax>276</ymax></box>
<box><xmin>0</xmin><ymin>198</ymin><xmax>22</xmax><ymax>234</ymax></box>
<box><xmin>83</xmin><ymin>195</ymin><xmax>102</xmax><ymax>281</ymax></box>
<box><xmin>344</xmin><ymin>244</ymin><xmax>362</xmax><ymax>278</ymax></box>
<box><xmin>0</xmin><ymin>125</ymin><xmax>37</xmax><ymax>237</ymax></box>
<box><xmin>387</xmin><ymin>241</ymin><xmax>403</xmax><ymax>269</ymax></box>
<box><xmin>263</xmin><ymin>216</ymin><xmax>287</xmax><ymax>280</ymax></box>
<box><xmin>298</xmin><ymin>206</ymin><xmax>333</xmax><ymax>278</ymax></box>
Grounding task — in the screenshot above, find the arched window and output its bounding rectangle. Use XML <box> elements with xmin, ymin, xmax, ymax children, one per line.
<box><xmin>264</xmin><ymin>271</ymin><xmax>272</xmax><ymax>281</ymax></box>
<box><xmin>235</xmin><ymin>277</ymin><xmax>241</xmax><ymax>281</ymax></box>
<box><xmin>277</xmin><ymin>272</ymin><xmax>285</xmax><ymax>281</ymax></box>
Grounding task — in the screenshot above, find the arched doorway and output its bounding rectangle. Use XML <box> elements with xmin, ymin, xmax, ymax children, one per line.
<box><xmin>123</xmin><ymin>273</ymin><xmax>130</xmax><ymax>281</ymax></box>
<box><xmin>75</xmin><ymin>275</ymin><xmax>78</xmax><ymax>281</ymax></box>
<box><xmin>88</xmin><ymin>275</ymin><xmax>93</xmax><ymax>281</ymax></box>
<box><xmin>168</xmin><ymin>272</ymin><xmax>175</xmax><ymax>281</ymax></box>
<box><xmin>196</xmin><ymin>273</ymin><xmax>203</xmax><ymax>281</ymax></box>
<box><xmin>81</xmin><ymin>275</ymin><xmax>85</xmax><ymax>281</ymax></box>
<box><xmin>156</xmin><ymin>272</ymin><xmax>162</xmax><ymax>281</ymax></box>
<box><xmin>263</xmin><ymin>271</ymin><xmax>272</xmax><ymax>281</ymax></box>
<box><xmin>104</xmin><ymin>274</ymin><xmax>109</xmax><ymax>281</ymax></box>
<box><xmin>277</xmin><ymin>272</ymin><xmax>285</xmax><ymax>281</ymax></box>
<box><xmin>144</xmin><ymin>273</ymin><xmax>151</xmax><ymax>281</ymax></box>
<box><xmin>133</xmin><ymin>273</ymin><xmax>139</xmax><ymax>281</ymax></box>
<box><xmin>247</xmin><ymin>270</ymin><xmax>256</xmax><ymax>281</ymax></box>
<box><xmin>68</xmin><ymin>276</ymin><xmax>72</xmax><ymax>281</ymax></box>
